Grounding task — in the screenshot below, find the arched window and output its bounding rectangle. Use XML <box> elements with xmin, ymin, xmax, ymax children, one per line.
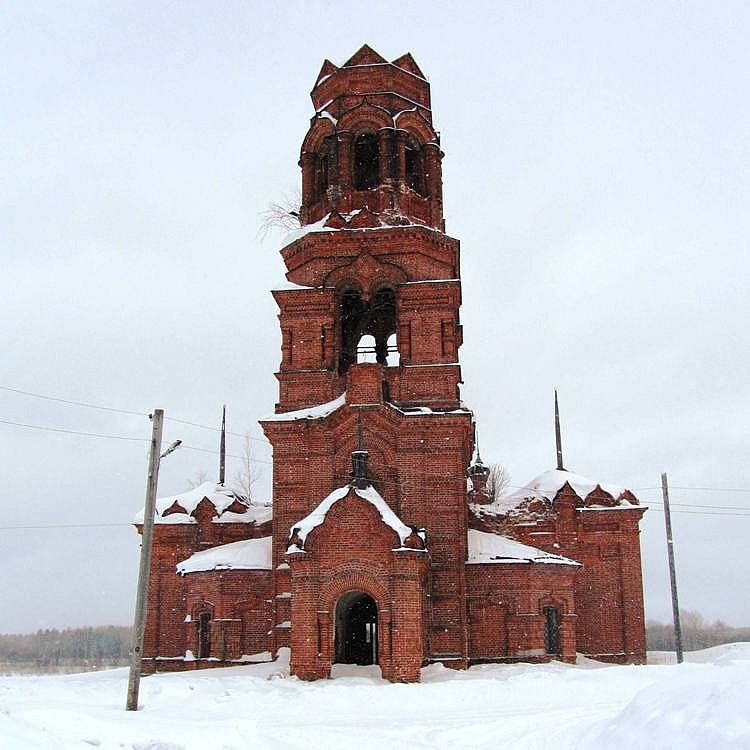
<box><xmin>369</xmin><ymin>287</ymin><xmax>397</xmax><ymax>364</ymax></box>
<box><xmin>405</xmin><ymin>138</ymin><xmax>426</xmax><ymax>196</ymax></box>
<box><xmin>337</xmin><ymin>286</ymin><xmax>397</xmax><ymax>374</ymax></box>
<box><xmin>315</xmin><ymin>137</ymin><xmax>336</xmax><ymax>200</ymax></box>
<box><xmin>338</xmin><ymin>287</ymin><xmax>367</xmax><ymax>374</ymax></box>
<box><xmin>353</xmin><ymin>131</ymin><xmax>379</xmax><ymax>189</ymax></box>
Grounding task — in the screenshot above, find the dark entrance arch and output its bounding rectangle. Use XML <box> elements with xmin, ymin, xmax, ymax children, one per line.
<box><xmin>334</xmin><ymin>591</ymin><xmax>378</xmax><ymax>665</ymax></box>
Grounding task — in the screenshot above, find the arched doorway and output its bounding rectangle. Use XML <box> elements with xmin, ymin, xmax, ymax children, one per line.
<box><xmin>334</xmin><ymin>591</ymin><xmax>378</xmax><ymax>665</ymax></box>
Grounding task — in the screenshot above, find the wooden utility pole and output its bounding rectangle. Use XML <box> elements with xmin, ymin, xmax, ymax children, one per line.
<box><xmin>126</xmin><ymin>409</ymin><xmax>164</xmax><ymax>711</ymax></box>
<box><xmin>661</xmin><ymin>472</ymin><xmax>684</xmax><ymax>663</ymax></box>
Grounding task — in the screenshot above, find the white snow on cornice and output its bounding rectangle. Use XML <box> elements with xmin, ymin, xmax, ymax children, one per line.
<box><xmin>177</xmin><ymin>536</ymin><xmax>272</xmax><ymax>575</ymax></box>
<box><xmin>288</xmin><ymin>484</ymin><xmax>417</xmax><ymax>549</ymax></box>
<box><xmin>318</xmin><ymin>110</ymin><xmax>337</xmax><ymax>125</ymax></box>
<box><xmin>467</xmin><ymin>529</ymin><xmax>580</xmax><ymax>566</ymax></box>
<box><xmin>282</xmin><ymin>214</ymin><xmax>335</xmax><ymax>245</ymax></box>
<box><xmin>262</xmin><ymin>393</ymin><xmax>346</xmax><ymax>423</ymax></box>
<box><xmin>272</xmin><ymin>280</ymin><xmax>318</xmax><ymax>291</ymax></box>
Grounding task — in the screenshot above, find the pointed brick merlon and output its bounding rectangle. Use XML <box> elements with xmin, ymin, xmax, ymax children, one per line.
<box><xmin>311</xmin><ymin>45</ymin><xmax>430</xmax><ymax>111</ymax></box>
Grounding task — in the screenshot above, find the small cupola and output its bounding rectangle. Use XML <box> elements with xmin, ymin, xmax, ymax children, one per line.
<box><xmin>467</xmin><ymin>443</ymin><xmax>491</xmax><ymax>504</ymax></box>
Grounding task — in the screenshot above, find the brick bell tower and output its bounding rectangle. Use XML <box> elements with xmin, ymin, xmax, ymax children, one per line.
<box><xmin>260</xmin><ymin>45</ymin><xmax>475</xmax><ymax>682</ymax></box>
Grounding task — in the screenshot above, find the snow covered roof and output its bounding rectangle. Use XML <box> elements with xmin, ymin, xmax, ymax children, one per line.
<box><xmin>134</xmin><ymin>481</ymin><xmax>272</xmax><ymax>525</ymax></box>
<box><xmin>288</xmin><ymin>484</ymin><xmax>421</xmax><ymax>551</ymax></box>
<box><xmin>467</xmin><ymin>529</ymin><xmax>580</xmax><ymax>566</ymax></box>
<box><xmin>176</xmin><ymin>536</ymin><xmax>272</xmax><ymax>575</ymax></box>
<box><xmin>500</xmin><ymin>469</ymin><xmax>637</xmax><ymax>510</ymax></box>
<box><xmin>388</xmin><ymin>403</ymin><xmax>470</xmax><ymax>416</ymax></box>
<box><xmin>262</xmin><ymin>393</ymin><xmax>346</xmax><ymax>422</ymax></box>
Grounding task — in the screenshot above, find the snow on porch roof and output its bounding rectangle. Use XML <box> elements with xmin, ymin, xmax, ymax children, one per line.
<box><xmin>133</xmin><ymin>481</ymin><xmax>272</xmax><ymax>525</ymax></box>
<box><xmin>289</xmin><ymin>484</ymin><xmax>418</xmax><ymax>550</ymax></box>
<box><xmin>467</xmin><ymin>529</ymin><xmax>580</xmax><ymax>566</ymax></box>
<box><xmin>506</xmin><ymin>468</ymin><xmax>634</xmax><ymax>507</ymax></box>
<box><xmin>176</xmin><ymin>536</ymin><xmax>272</xmax><ymax>575</ymax></box>
<box><xmin>262</xmin><ymin>393</ymin><xmax>346</xmax><ymax>423</ymax></box>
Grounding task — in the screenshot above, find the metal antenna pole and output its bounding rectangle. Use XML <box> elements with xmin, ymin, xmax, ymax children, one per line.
<box><xmin>661</xmin><ymin>472</ymin><xmax>684</xmax><ymax>664</ymax></box>
<box><xmin>554</xmin><ymin>389</ymin><xmax>564</xmax><ymax>470</ymax></box>
<box><xmin>219</xmin><ymin>404</ymin><xmax>226</xmax><ymax>485</ymax></box>
<box><xmin>126</xmin><ymin>409</ymin><xmax>164</xmax><ymax>710</ymax></box>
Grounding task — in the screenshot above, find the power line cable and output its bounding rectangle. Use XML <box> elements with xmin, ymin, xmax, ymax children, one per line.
<box><xmin>635</xmin><ymin>486</ymin><xmax>750</xmax><ymax>494</ymax></box>
<box><xmin>0</xmin><ymin>523</ymin><xmax>133</xmax><ymax>530</ymax></box>
<box><xmin>165</xmin><ymin>415</ymin><xmax>266</xmax><ymax>442</ymax></box>
<box><xmin>180</xmin><ymin>443</ymin><xmax>273</xmax><ymax>465</ymax></box>
<box><xmin>0</xmin><ymin>385</ymin><xmax>147</xmax><ymax>416</ymax></box>
<box><xmin>0</xmin><ymin>383</ymin><xmax>270</xmax><ymax>444</ymax></box>
<box><xmin>0</xmin><ymin>418</ymin><xmax>146</xmax><ymax>442</ymax></box>
<box><xmin>0</xmin><ymin>418</ymin><xmax>274</xmax><ymax>464</ymax></box>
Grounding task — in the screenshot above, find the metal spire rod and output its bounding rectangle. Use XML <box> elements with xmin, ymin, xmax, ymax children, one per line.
<box><xmin>219</xmin><ymin>404</ymin><xmax>226</xmax><ymax>485</ymax></box>
<box><xmin>554</xmin><ymin>389</ymin><xmax>564</xmax><ymax>471</ymax></box>
<box><xmin>474</xmin><ymin>427</ymin><xmax>482</xmax><ymax>463</ymax></box>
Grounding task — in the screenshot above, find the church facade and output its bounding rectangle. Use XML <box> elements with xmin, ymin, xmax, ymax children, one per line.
<box><xmin>136</xmin><ymin>46</ymin><xmax>647</xmax><ymax>682</ymax></box>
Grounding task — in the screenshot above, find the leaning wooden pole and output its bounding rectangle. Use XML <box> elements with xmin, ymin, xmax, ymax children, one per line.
<box><xmin>661</xmin><ymin>472</ymin><xmax>684</xmax><ymax>663</ymax></box>
<box><xmin>126</xmin><ymin>409</ymin><xmax>164</xmax><ymax>710</ymax></box>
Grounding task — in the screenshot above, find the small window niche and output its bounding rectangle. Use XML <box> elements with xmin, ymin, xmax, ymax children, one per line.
<box><xmin>543</xmin><ymin>606</ymin><xmax>561</xmax><ymax>655</ymax></box>
<box><xmin>197</xmin><ymin>611</ymin><xmax>212</xmax><ymax>659</ymax></box>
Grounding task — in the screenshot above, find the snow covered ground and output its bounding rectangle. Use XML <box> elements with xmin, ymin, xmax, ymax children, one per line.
<box><xmin>2</xmin><ymin>644</ymin><xmax>749</xmax><ymax>749</ymax></box>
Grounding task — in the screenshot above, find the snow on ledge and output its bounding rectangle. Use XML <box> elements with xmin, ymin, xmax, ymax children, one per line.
<box><xmin>177</xmin><ymin>536</ymin><xmax>272</xmax><ymax>575</ymax></box>
<box><xmin>282</xmin><ymin>214</ymin><xmax>334</xmax><ymax>245</ymax></box>
<box><xmin>289</xmin><ymin>485</ymin><xmax>418</xmax><ymax>549</ymax></box>
<box><xmin>467</xmin><ymin>529</ymin><xmax>580</xmax><ymax>566</ymax></box>
<box><xmin>262</xmin><ymin>393</ymin><xmax>346</xmax><ymax>422</ymax></box>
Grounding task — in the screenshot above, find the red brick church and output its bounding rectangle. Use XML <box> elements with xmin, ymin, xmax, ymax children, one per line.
<box><xmin>136</xmin><ymin>46</ymin><xmax>647</xmax><ymax>682</ymax></box>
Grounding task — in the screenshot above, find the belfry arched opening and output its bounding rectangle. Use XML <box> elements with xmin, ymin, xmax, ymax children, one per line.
<box><xmin>334</xmin><ymin>591</ymin><xmax>378</xmax><ymax>665</ymax></box>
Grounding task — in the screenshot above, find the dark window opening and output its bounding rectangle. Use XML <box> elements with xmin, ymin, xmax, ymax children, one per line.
<box><xmin>338</xmin><ymin>286</ymin><xmax>397</xmax><ymax>374</ymax></box>
<box><xmin>334</xmin><ymin>591</ymin><xmax>378</xmax><ymax>665</ymax></box>
<box><xmin>197</xmin><ymin>611</ymin><xmax>211</xmax><ymax>659</ymax></box>
<box><xmin>368</xmin><ymin>287</ymin><xmax>397</xmax><ymax>364</ymax></box>
<box><xmin>315</xmin><ymin>137</ymin><xmax>336</xmax><ymax>200</ymax></box>
<box><xmin>543</xmin><ymin>606</ymin><xmax>561</xmax><ymax>655</ymax></box>
<box><xmin>338</xmin><ymin>288</ymin><xmax>368</xmax><ymax>374</ymax></box>
<box><xmin>405</xmin><ymin>139</ymin><xmax>426</xmax><ymax>195</ymax></box>
<box><xmin>353</xmin><ymin>132</ymin><xmax>379</xmax><ymax>190</ymax></box>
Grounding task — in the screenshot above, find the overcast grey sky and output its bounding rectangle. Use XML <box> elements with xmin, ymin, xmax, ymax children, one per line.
<box><xmin>2</xmin><ymin>1</ymin><xmax>748</xmax><ymax>634</ymax></box>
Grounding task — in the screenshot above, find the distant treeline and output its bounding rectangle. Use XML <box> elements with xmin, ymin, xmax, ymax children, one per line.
<box><xmin>0</xmin><ymin>626</ymin><xmax>132</xmax><ymax>668</ymax></box>
<box><xmin>647</xmin><ymin>609</ymin><xmax>750</xmax><ymax>651</ymax></box>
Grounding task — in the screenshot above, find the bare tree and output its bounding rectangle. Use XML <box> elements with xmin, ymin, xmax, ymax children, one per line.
<box><xmin>231</xmin><ymin>433</ymin><xmax>262</xmax><ymax>503</ymax></box>
<box><xmin>258</xmin><ymin>190</ymin><xmax>301</xmax><ymax>239</ymax></box>
<box><xmin>486</xmin><ymin>464</ymin><xmax>511</xmax><ymax>504</ymax></box>
<box><xmin>186</xmin><ymin>470</ymin><xmax>209</xmax><ymax>489</ymax></box>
